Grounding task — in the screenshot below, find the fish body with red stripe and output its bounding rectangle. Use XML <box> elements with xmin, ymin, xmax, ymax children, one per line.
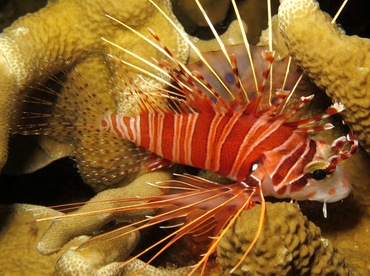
<box><xmin>101</xmin><ymin>58</ymin><xmax>356</xmax><ymax>204</ymax></box>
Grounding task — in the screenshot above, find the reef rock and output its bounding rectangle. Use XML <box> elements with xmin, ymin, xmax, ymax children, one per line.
<box><xmin>217</xmin><ymin>202</ymin><xmax>350</xmax><ymax>275</ymax></box>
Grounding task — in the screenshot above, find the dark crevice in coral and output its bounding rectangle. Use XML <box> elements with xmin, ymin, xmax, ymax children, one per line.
<box><xmin>0</xmin><ymin>157</ymin><xmax>94</xmax><ymax>206</ymax></box>
<box><xmin>0</xmin><ymin>0</ymin><xmax>48</xmax><ymax>31</ymax></box>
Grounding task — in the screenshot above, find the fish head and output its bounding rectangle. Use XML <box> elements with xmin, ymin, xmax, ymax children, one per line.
<box><xmin>296</xmin><ymin>134</ymin><xmax>358</xmax><ymax>203</ymax></box>
<box><xmin>302</xmin><ymin>158</ymin><xmax>350</xmax><ymax>203</ymax></box>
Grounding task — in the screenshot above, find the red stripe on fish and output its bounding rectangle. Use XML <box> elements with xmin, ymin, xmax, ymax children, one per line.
<box><xmin>191</xmin><ymin>114</ymin><xmax>214</xmax><ymax>168</ymax></box>
<box><xmin>161</xmin><ymin>114</ymin><xmax>174</xmax><ymax>160</ymax></box>
<box><xmin>217</xmin><ymin>114</ymin><xmax>256</xmax><ymax>178</ymax></box>
<box><xmin>139</xmin><ymin>114</ymin><xmax>150</xmax><ymax>149</ymax></box>
<box><xmin>272</xmin><ymin>141</ymin><xmax>308</xmax><ymax>186</ymax></box>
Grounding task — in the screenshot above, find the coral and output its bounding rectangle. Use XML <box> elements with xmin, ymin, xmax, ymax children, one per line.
<box><xmin>1</xmin><ymin>0</ymin><xmax>189</xmax><ymax>177</ymax></box>
<box><xmin>37</xmin><ymin>169</ymin><xmax>173</xmax><ymax>255</ymax></box>
<box><xmin>55</xmin><ymin>253</ymin><xmax>195</xmax><ymax>276</ymax></box>
<box><xmin>217</xmin><ymin>202</ymin><xmax>350</xmax><ymax>275</ymax></box>
<box><xmin>54</xmin><ymin>226</ymin><xmax>139</xmax><ymax>276</ymax></box>
<box><xmin>277</xmin><ymin>0</ymin><xmax>370</xmax><ymax>154</ymax></box>
<box><xmin>0</xmin><ymin>204</ymin><xmax>66</xmax><ymax>274</ymax></box>
<box><xmin>41</xmin><ymin>168</ymin><xmax>217</xmax><ymax>275</ymax></box>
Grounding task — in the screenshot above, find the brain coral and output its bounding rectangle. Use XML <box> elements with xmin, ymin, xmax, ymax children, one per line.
<box><xmin>217</xmin><ymin>202</ymin><xmax>350</xmax><ymax>275</ymax></box>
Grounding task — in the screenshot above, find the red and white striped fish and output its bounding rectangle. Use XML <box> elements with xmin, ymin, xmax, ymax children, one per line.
<box><xmin>99</xmin><ymin>0</ymin><xmax>358</xmax><ymax>207</ymax></box>
<box><xmin>15</xmin><ymin>0</ymin><xmax>358</xmax><ymax>274</ymax></box>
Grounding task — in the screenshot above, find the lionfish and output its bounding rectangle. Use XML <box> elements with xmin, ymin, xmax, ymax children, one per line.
<box><xmin>14</xmin><ymin>0</ymin><xmax>358</xmax><ymax>274</ymax></box>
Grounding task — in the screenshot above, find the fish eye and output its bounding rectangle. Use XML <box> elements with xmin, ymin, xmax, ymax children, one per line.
<box><xmin>305</xmin><ymin>162</ymin><xmax>331</xmax><ymax>181</ymax></box>
<box><xmin>310</xmin><ymin>168</ymin><xmax>327</xmax><ymax>180</ymax></box>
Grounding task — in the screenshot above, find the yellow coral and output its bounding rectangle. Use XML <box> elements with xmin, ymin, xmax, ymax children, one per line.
<box><xmin>0</xmin><ymin>204</ymin><xmax>66</xmax><ymax>274</ymax></box>
<box><xmin>37</xmin><ymin>169</ymin><xmax>173</xmax><ymax>255</ymax></box>
<box><xmin>1</xmin><ymin>0</ymin><xmax>189</xmax><ymax>178</ymax></box>
<box><xmin>218</xmin><ymin>202</ymin><xmax>350</xmax><ymax>275</ymax></box>
<box><xmin>54</xmin><ymin>227</ymin><xmax>139</xmax><ymax>276</ymax></box>
<box><xmin>278</xmin><ymin>0</ymin><xmax>370</xmax><ymax>153</ymax></box>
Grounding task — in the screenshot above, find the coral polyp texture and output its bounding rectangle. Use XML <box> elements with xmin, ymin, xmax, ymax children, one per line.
<box><xmin>217</xmin><ymin>202</ymin><xmax>349</xmax><ymax>275</ymax></box>
<box><xmin>278</xmin><ymin>0</ymin><xmax>370</xmax><ymax>154</ymax></box>
<box><xmin>0</xmin><ymin>204</ymin><xmax>68</xmax><ymax>274</ymax></box>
